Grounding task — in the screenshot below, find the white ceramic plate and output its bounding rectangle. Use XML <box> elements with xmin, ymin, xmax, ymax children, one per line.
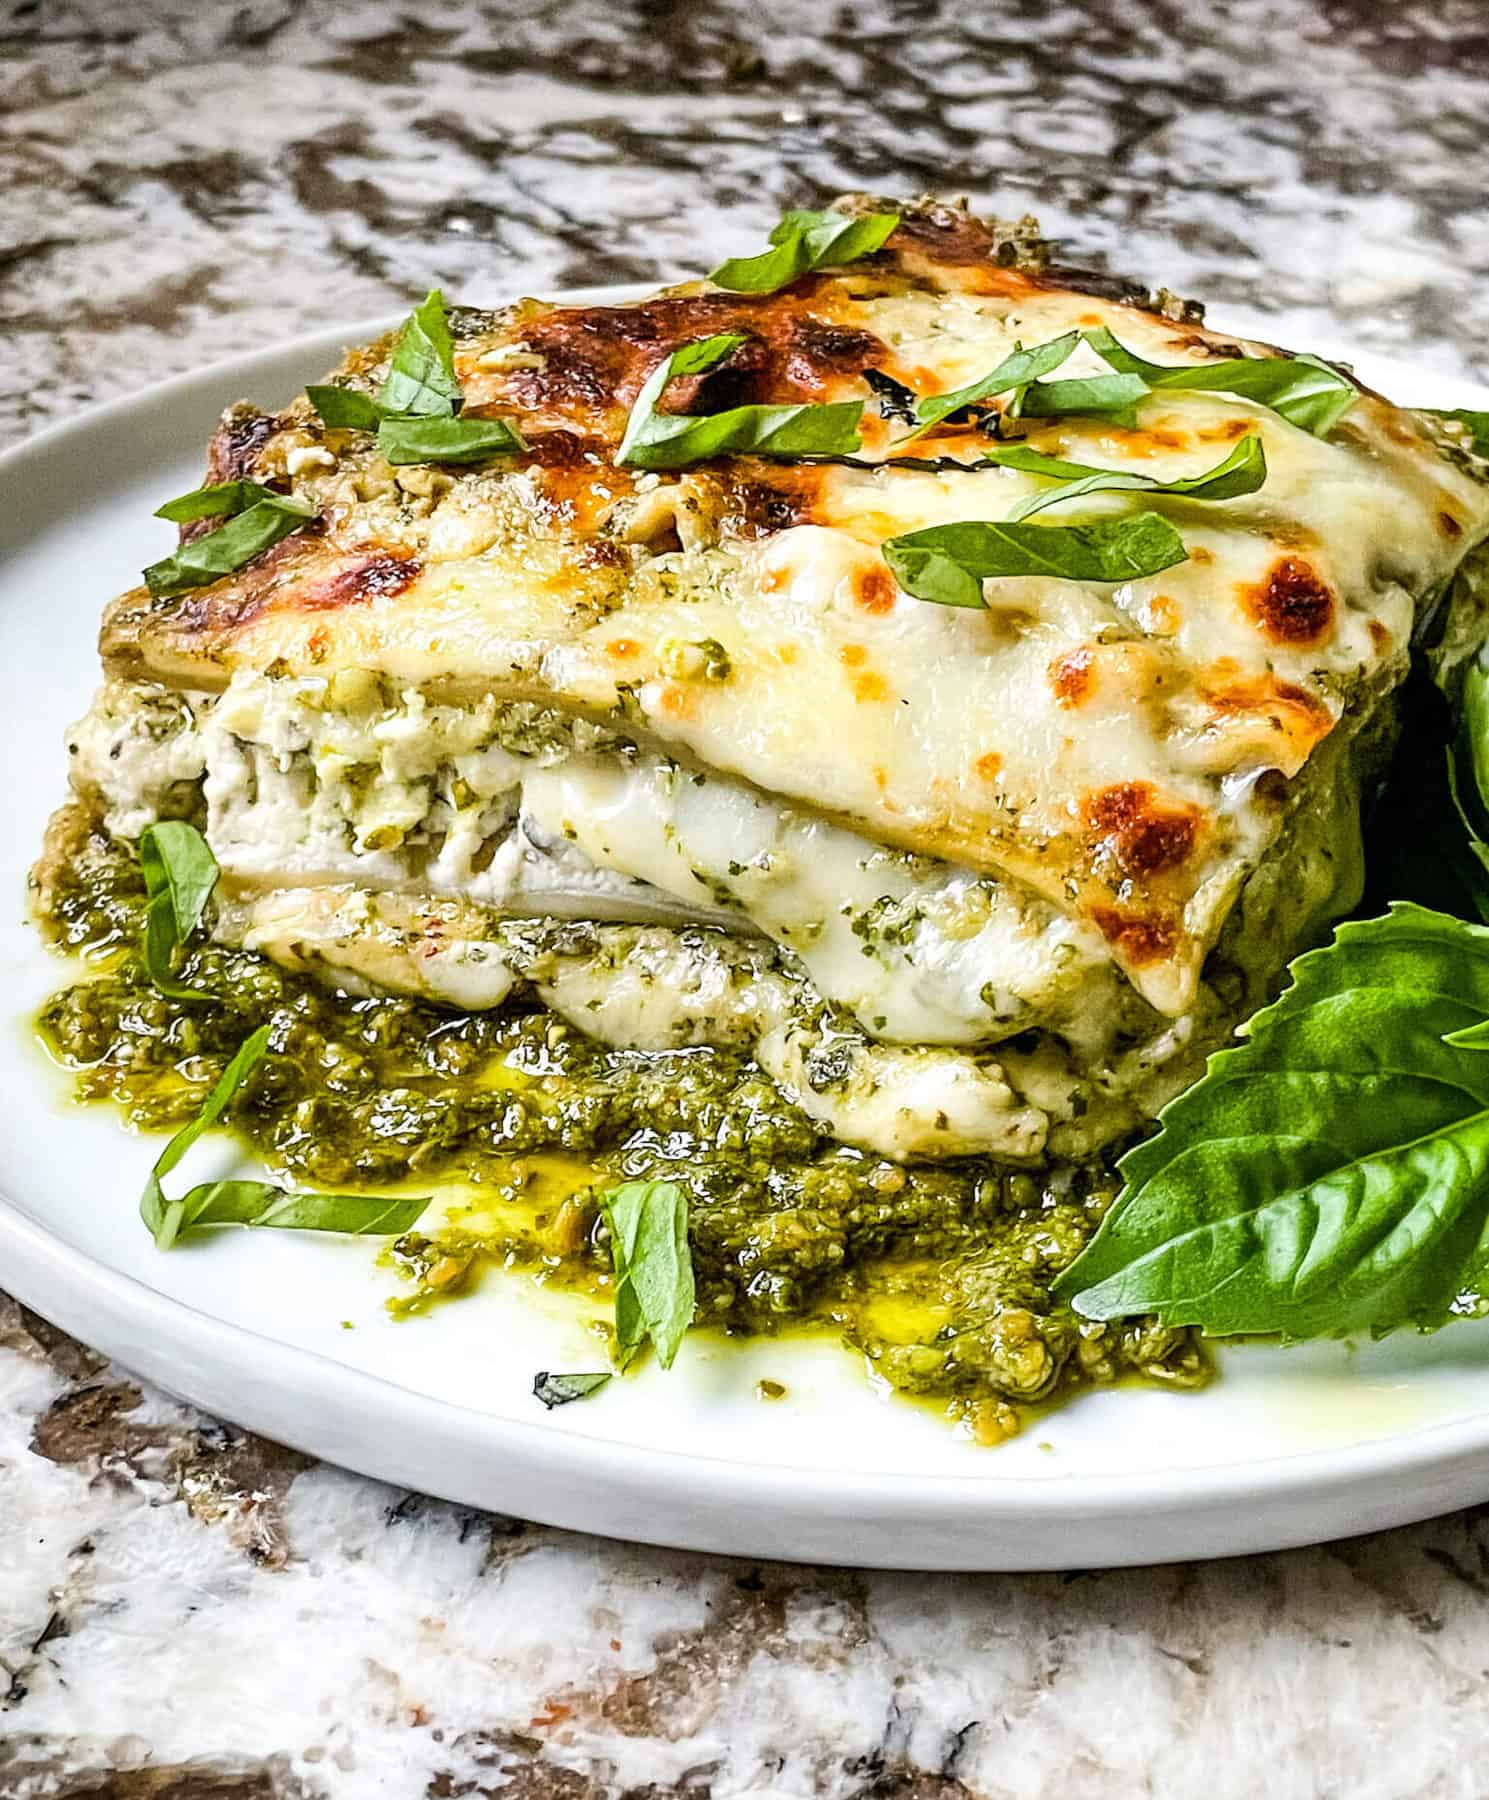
<box><xmin>6</xmin><ymin>293</ymin><xmax>1489</xmax><ymax>1571</ymax></box>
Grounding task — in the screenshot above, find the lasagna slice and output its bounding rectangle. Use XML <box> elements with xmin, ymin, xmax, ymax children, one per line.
<box><xmin>52</xmin><ymin>198</ymin><xmax>1489</xmax><ymax>1166</ymax></box>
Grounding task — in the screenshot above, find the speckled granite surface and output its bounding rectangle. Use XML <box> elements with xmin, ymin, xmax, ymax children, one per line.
<box><xmin>7</xmin><ymin>3</ymin><xmax>1489</xmax><ymax>1794</ymax></box>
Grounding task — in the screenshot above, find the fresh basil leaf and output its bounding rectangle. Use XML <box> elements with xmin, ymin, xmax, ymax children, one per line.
<box><xmin>1424</xmin><ymin>410</ymin><xmax>1489</xmax><ymax>462</ymax></box>
<box><xmin>883</xmin><ymin>512</ymin><xmax>1188</xmax><ymax>607</ymax></box>
<box><xmin>990</xmin><ymin>434</ymin><xmax>1266</xmax><ymax>522</ymax></box>
<box><xmin>1013</xmin><ymin>372</ymin><xmax>1151</xmax><ymax>430</ymax></box>
<box><xmin>138</xmin><ymin>821</ymin><xmax>219</xmax><ymax>1000</ymax></box>
<box><xmin>616</xmin><ymin>333</ymin><xmax>862</xmax><ymax>470</ymax></box>
<box><xmin>140</xmin><ymin>1026</ymin><xmax>270</xmax><ymax>1246</ymax></box>
<box><xmin>144</xmin><ymin>496</ymin><xmax>314</xmax><ymax>599</ymax></box>
<box><xmin>532</xmin><ymin>1371</ymin><xmax>613</xmax><ymax>1409</ymax></box>
<box><xmin>379</xmin><ymin>288</ymin><xmax>463</xmax><ymax>417</ymax></box>
<box><xmin>710</xmin><ymin>207</ymin><xmax>899</xmax><ymax>295</ymax></box>
<box><xmin>1445</xmin><ymin>653</ymin><xmax>1489</xmax><ymax>919</ymax></box>
<box><xmin>904</xmin><ymin>332</ymin><xmax>1079</xmax><ymax>441</ymax></box>
<box><xmin>1083</xmin><ymin>327</ymin><xmax>1356</xmax><ymax>435</ymax></box>
<box><xmin>140</xmin><ymin>1025</ymin><xmax>427</xmax><ymax>1251</ymax></box>
<box><xmin>154</xmin><ymin>481</ymin><xmax>285</xmax><ymax>524</ymax></box>
<box><xmin>599</xmin><ymin>1179</ymin><xmax>695</xmax><ymax>1369</ymax></box>
<box><xmin>1054</xmin><ymin>904</ymin><xmax>1489</xmax><ymax>1340</ymax></box>
<box><xmin>377</xmin><ymin>413</ymin><xmax>525</xmax><ymax>465</ymax></box>
<box><xmin>306</xmin><ymin>384</ymin><xmax>387</xmax><ymax>430</ymax></box>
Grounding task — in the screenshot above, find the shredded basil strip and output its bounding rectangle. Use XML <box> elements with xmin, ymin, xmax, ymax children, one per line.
<box><xmin>903</xmin><ymin>332</ymin><xmax>1079</xmax><ymax>441</ymax></box>
<box><xmin>616</xmin><ymin>333</ymin><xmax>863</xmax><ymax>471</ymax></box>
<box><xmin>1012</xmin><ymin>372</ymin><xmax>1150</xmax><ymax>430</ymax></box>
<box><xmin>710</xmin><ymin>207</ymin><xmax>899</xmax><ymax>295</ymax></box>
<box><xmin>882</xmin><ymin>512</ymin><xmax>1188</xmax><ymax>608</ymax></box>
<box><xmin>309</xmin><ymin>288</ymin><xmax>463</xmax><ymax>430</ymax></box>
<box><xmin>532</xmin><ymin>1371</ymin><xmax>613</xmax><ymax>1409</ymax></box>
<box><xmin>377</xmin><ymin>414</ymin><xmax>524</xmax><ymax>464</ymax></box>
<box><xmin>988</xmin><ymin>434</ymin><xmax>1267</xmax><ymax>521</ymax></box>
<box><xmin>154</xmin><ymin>481</ymin><xmax>286</xmax><ymax>524</ymax></box>
<box><xmin>144</xmin><ymin>494</ymin><xmax>314</xmax><ymax>600</ymax></box>
<box><xmin>140</xmin><ymin>1026</ymin><xmax>428</xmax><ymax>1251</ymax></box>
<box><xmin>600</xmin><ymin>1179</ymin><xmax>695</xmax><ymax>1369</ymax></box>
<box><xmin>1083</xmin><ymin>327</ymin><xmax>1356</xmax><ymax>435</ymax></box>
<box><xmin>138</xmin><ymin>821</ymin><xmax>219</xmax><ymax>1000</ymax></box>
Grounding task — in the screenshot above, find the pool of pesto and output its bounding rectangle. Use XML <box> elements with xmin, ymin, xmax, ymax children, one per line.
<box><xmin>33</xmin><ymin>831</ymin><xmax>1205</xmax><ymax>1440</ymax></box>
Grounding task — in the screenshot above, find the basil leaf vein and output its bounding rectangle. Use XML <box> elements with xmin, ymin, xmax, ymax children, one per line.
<box><xmin>144</xmin><ymin>495</ymin><xmax>314</xmax><ymax>600</ymax></box>
<box><xmin>882</xmin><ymin>512</ymin><xmax>1188</xmax><ymax>607</ymax></box>
<box><xmin>599</xmin><ymin>1179</ymin><xmax>695</xmax><ymax>1369</ymax></box>
<box><xmin>990</xmin><ymin>433</ymin><xmax>1266</xmax><ymax>521</ymax></box>
<box><xmin>532</xmin><ymin>1371</ymin><xmax>613</xmax><ymax>1409</ymax></box>
<box><xmin>1054</xmin><ymin>904</ymin><xmax>1489</xmax><ymax>1340</ymax></box>
<box><xmin>139</xmin><ymin>820</ymin><xmax>219</xmax><ymax>1000</ymax></box>
<box><xmin>1083</xmin><ymin>327</ymin><xmax>1356</xmax><ymax>435</ymax></box>
<box><xmin>140</xmin><ymin>1025</ymin><xmax>427</xmax><ymax>1251</ymax></box>
<box><xmin>710</xmin><ymin>207</ymin><xmax>899</xmax><ymax>295</ymax></box>
<box><xmin>616</xmin><ymin>333</ymin><xmax>862</xmax><ymax>470</ymax></box>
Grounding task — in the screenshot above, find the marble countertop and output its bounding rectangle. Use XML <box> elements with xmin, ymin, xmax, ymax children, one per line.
<box><xmin>6</xmin><ymin>2</ymin><xmax>1489</xmax><ymax>1794</ymax></box>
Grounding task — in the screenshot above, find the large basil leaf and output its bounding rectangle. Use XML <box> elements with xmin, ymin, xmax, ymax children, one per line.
<box><xmin>140</xmin><ymin>1026</ymin><xmax>428</xmax><ymax>1251</ymax></box>
<box><xmin>138</xmin><ymin>820</ymin><xmax>218</xmax><ymax>1000</ymax></box>
<box><xmin>1055</xmin><ymin>905</ymin><xmax>1489</xmax><ymax>1339</ymax></box>
<box><xmin>988</xmin><ymin>434</ymin><xmax>1266</xmax><ymax>521</ymax></box>
<box><xmin>600</xmin><ymin>1179</ymin><xmax>695</xmax><ymax>1369</ymax></box>
<box><xmin>144</xmin><ymin>493</ymin><xmax>314</xmax><ymax>599</ymax></box>
<box><xmin>710</xmin><ymin>207</ymin><xmax>899</xmax><ymax>294</ymax></box>
<box><xmin>1083</xmin><ymin>327</ymin><xmax>1356</xmax><ymax>436</ymax></box>
<box><xmin>882</xmin><ymin>512</ymin><xmax>1188</xmax><ymax>607</ymax></box>
<box><xmin>616</xmin><ymin>333</ymin><xmax>862</xmax><ymax>470</ymax></box>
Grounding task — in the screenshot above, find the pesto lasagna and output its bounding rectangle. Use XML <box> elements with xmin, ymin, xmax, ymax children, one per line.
<box><xmin>45</xmin><ymin>197</ymin><xmax>1489</xmax><ymax>1180</ymax></box>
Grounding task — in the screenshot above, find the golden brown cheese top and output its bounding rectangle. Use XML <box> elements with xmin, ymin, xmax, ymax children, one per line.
<box><xmin>101</xmin><ymin>204</ymin><xmax>1489</xmax><ymax>1014</ymax></box>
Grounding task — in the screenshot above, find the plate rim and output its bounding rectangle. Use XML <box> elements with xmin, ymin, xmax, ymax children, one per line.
<box><xmin>7</xmin><ymin>296</ymin><xmax>1489</xmax><ymax>1569</ymax></box>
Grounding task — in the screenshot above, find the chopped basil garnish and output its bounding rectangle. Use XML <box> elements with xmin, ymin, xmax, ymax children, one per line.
<box><xmin>709</xmin><ymin>207</ymin><xmax>899</xmax><ymax>295</ymax></box>
<box><xmin>600</xmin><ymin>1179</ymin><xmax>695</xmax><ymax>1369</ymax></box>
<box><xmin>307</xmin><ymin>289</ymin><xmax>521</xmax><ymax>467</ymax></box>
<box><xmin>1083</xmin><ymin>327</ymin><xmax>1356</xmax><ymax>436</ymax></box>
<box><xmin>987</xmin><ymin>433</ymin><xmax>1266</xmax><ymax>521</ymax></box>
<box><xmin>138</xmin><ymin>821</ymin><xmax>218</xmax><ymax>1000</ymax></box>
<box><xmin>139</xmin><ymin>1025</ymin><xmax>428</xmax><ymax>1251</ymax></box>
<box><xmin>304</xmin><ymin>385</ymin><xmax>385</xmax><ymax>430</ymax></box>
<box><xmin>154</xmin><ymin>481</ymin><xmax>287</xmax><ymax>524</ymax></box>
<box><xmin>1424</xmin><ymin>409</ymin><xmax>1489</xmax><ymax>461</ymax></box>
<box><xmin>377</xmin><ymin>414</ymin><xmax>525</xmax><ymax>464</ymax></box>
<box><xmin>616</xmin><ymin>333</ymin><xmax>863</xmax><ymax>471</ymax></box>
<box><xmin>533</xmin><ymin>1371</ymin><xmax>613</xmax><ymax>1409</ymax></box>
<box><xmin>144</xmin><ymin>491</ymin><xmax>314</xmax><ymax>600</ymax></box>
<box><xmin>379</xmin><ymin>287</ymin><xmax>464</xmax><ymax>417</ymax></box>
<box><xmin>904</xmin><ymin>332</ymin><xmax>1078</xmax><ymax>441</ymax></box>
<box><xmin>882</xmin><ymin>512</ymin><xmax>1188</xmax><ymax>608</ymax></box>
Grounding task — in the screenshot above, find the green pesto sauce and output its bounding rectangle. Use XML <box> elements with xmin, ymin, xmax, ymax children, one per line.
<box><xmin>34</xmin><ymin>834</ymin><xmax>1205</xmax><ymax>1440</ymax></box>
